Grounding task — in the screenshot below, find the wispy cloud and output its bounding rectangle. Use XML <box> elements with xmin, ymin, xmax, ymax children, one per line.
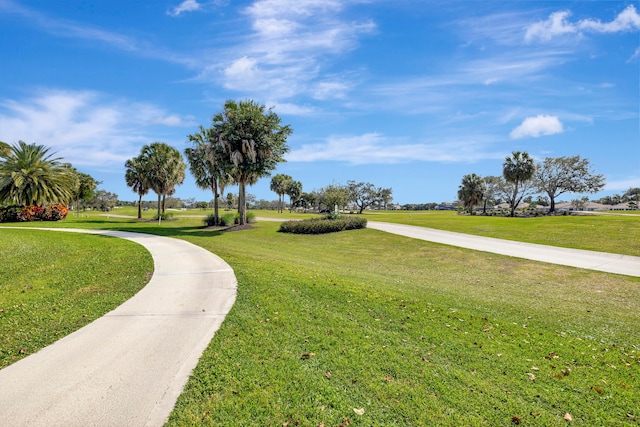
<box><xmin>287</xmin><ymin>133</ymin><xmax>504</xmax><ymax>165</ymax></box>
<box><xmin>510</xmin><ymin>115</ymin><xmax>563</xmax><ymax>139</ymax></box>
<box><xmin>0</xmin><ymin>90</ymin><xmax>194</xmax><ymax>169</ymax></box>
<box><xmin>525</xmin><ymin>5</ymin><xmax>640</xmax><ymax>43</ymax></box>
<box><xmin>206</xmin><ymin>0</ymin><xmax>376</xmax><ymax>102</ymax></box>
<box><xmin>168</xmin><ymin>0</ymin><xmax>202</xmax><ymax>17</ymax></box>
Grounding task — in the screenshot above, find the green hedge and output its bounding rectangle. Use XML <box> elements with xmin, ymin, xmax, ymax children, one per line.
<box><xmin>278</xmin><ymin>216</ymin><xmax>367</xmax><ymax>234</ymax></box>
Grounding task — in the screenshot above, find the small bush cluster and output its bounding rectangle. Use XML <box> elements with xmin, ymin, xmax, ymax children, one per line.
<box><xmin>279</xmin><ymin>216</ymin><xmax>367</xmax><ymax>234</ymax></box>
<box><xmin>204</xmin><ymin>211</ymin><xmax>257</xmax><ymax>227</ymax></box>
<box><xmin>0</xmin><ymin>204</ymin><xmax>69</xmax><ymax>223</ymax></box>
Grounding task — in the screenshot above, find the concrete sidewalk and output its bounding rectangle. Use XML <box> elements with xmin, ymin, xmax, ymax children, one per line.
<box><xmin>368</xmin><ymin>221</ymin><xmax>640</xmax><ymax>277</ymax></box>
<box><xmin>0</xmin><ymin>228</ymin><xmax>237</xmax><ymax>427</ymax></box>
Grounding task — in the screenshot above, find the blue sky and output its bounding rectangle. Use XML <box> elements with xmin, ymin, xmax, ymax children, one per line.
<box><xmin>1</xmin><ymin>0</ymin><xmax>638</xmax><ymax>205</ymax></box>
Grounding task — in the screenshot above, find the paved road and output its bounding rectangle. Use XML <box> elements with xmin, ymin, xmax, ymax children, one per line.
<box><xmin>0</xmin><ymin>228</ymin><xmax>237</xmax><ymax>427</ymax></box>
<box><xmin>368</xmin><ymin>221</ymin><xmax>640</xmax><ymax>277</ymax></box>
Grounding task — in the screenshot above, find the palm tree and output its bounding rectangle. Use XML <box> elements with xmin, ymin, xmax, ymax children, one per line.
<box><xmin>270</xmin><ymin>174</ymin><xmax>291</xmax><ymax>213</ymax></box>
<box><xmin>0</xmin><ymin>141</ymin><xmax>77</xmax><ymax>206</ymax></box>
<box><xmin>212</xmin><ymin>100</ymin><xmax>292</xmax><ymax>224</ymax></box>
<box><xmin>285</xmin><ymin>179</ymin><xmax>302</xmax><ymax>213</ymax></box>
<box><xmin>125</xmin><ymin>155</ymin><xmax>149</xmax><ymax>219</ymax></box>
<box><xmin>139</xmin><ymin>142</ymin><xmax>186</xmax><ymax>218</ymax></box>
<box><xmin>503</xmin><ymin>151</ymin><xmax>535</xmax><ymax>217</ymax></box>
<box><xmin>185</xmin><ymin>125</ymin><xmax>231</xmax><ymax>226</ymax></box>
<box><xmin>457</xmin><ymin>173</ymin><xmax>485</xmax><ymax>214</ymax></box>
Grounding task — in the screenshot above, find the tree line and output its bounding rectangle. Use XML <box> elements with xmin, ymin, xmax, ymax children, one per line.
<box><xmin>457</xmin><ymin>152</ymin><xmax>608</xmax><ymax>217</ymax></box>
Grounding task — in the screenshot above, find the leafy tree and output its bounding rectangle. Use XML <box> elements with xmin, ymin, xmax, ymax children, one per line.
<box><xmin>0</xmin><ymin>141</ymin><xmax>77</xmax><ymax>206</ymax></box>
<box><xmin>295</xmin><ymin>192</ymin><xmax>317</xmax><ymax>211</ymax></box>
<box><xmin>318</xmin><ymin>183</ymin><xmax>350</xmax><ymax>213</ymax></box>
<box><xmin>624</xmin><ymin>187</ymin><xmax>640</xmax><ymax>205</ymax></box>
<box><xmin>535</xmin><ymin>155</ymin><xmax>605</xmax><ymax>212</ymax></box>
<box><xmin>139</xmin><ymin>142</ymin><xmax>186</xmax><ymax>218</ymax></box>
<box><xmin>212</xmin><ymin>100</ymin><xmax>291</xmax><ymax>224</ymax></box>
<box><xmin>286</xmin><ymin>179</ymin><xmax>302</xmax><ymax>213</ymax></box>
<box><xmin>270</xmin><ymin>173</ymin><xmax>292</xmax><ymax>213</ymax></box>
<box><xmin>185</xmin><ymin>125</ymin><xmax>231</xmax><ymax>226</ymax></box>
<box><xmin>347</xmin><ymin>181</ymin><xmax>392</xmax><ymax>214</ymax></box>
<box><xmin>482</xmin><ymin>175</ymin><xmax>502</xmax><ymax>213</ymax></box>
<box><xmin>457</xmin><ymin>173</ymin><xmax>485</xmax><ymax>214</ymax></box>
<box><xmin>378</xmin><ymin>187</ymin><xmax>394</xmax><ymax>210</ymax></box>
<box><xmin>125</xmin><ymin>155</ymin><xmax>149</xmax><ymax>219</ymax></box>
<box><xmin>502</xmin><ymin>151</ymin><xmax>536</xmax><ymax>217</ymax></box>
<box><xmin>90</xmin><ymin>189</ymin><xmax>118</xmax><ymax>211</ymax></box>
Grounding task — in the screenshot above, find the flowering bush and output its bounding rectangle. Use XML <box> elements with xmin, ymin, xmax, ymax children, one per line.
<box><xmin>0</xmin><ymin>204</ymin><xmax>69</xmax><ymax>222</ymax></box>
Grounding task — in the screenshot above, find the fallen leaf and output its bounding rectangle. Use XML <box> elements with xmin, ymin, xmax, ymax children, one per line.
<box><xmin>564</xmin><ymin>413</ymin><xmax>573</xmax><ymax>422</ymax></box>
<box><xmin>592</xmin><ymin>386</ymin><xmax>603</xmax><ymax>394</ymax></box>
<box><xmin>300</xmin><ymin>353</ymin><xmax>316</xmax><ymax>360</ymax></box>
<box><xmin>511</xmin><ymin>415</ymin><xmax>522</xmax><ymax>424</ymax></box>
<box><xmin>353</xmin><ymin>408</ymin><xmax>365</xmax><ymax>416</ymax></box>
<box><xmin>527</xmin><ymin>373</ymin><xmax>536</xmax><ymax>381</ymax></box>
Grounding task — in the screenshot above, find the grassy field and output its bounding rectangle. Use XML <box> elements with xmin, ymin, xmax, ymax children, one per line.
<box><xmin>361</xmin><ymin>210</ymin><xmax>640</xmax><ymax>256</ymax></box>
<box><xmin>0</xmin><ymin>228</ymin><xmax>153</xmax><ymax>369</ymax></box>
<box><xmin>1</xmin><ymin>211</ymin><xmax>639</xmax><ymax>425</ymax></box>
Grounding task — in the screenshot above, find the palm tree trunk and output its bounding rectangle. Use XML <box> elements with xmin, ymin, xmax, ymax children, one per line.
<box><xmin>212</xmin><ymin>183</ymin><xmax>219</xmax><ymax>226</ymax></box>
<box><xmin>137</xmin><ymin>194</ymin><xmax>142</xmax><ymax>219</ymax></box>
<box><xmin>238</xmin><ymin>181</ymin><xmax>247</xmax><ymax>225</ymax></box>
<box><xmin>157</xmin><ymin>194</ymin><xmax>161</xmax><ymax>219</ymax></box>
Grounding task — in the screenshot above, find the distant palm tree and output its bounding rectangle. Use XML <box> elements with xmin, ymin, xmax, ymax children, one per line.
<box><xmin>457</xmin><ymin>173</ymin><xmax>485</xmax><ymax>214</ymax></box>
<box><xmin>503</xmin><ymin>151</ymin><xmax>535</xmax><ymax>217</ymax></box>
<box><xmin>185</xmin><ymin>125</ymin><xmax>231</xmax><ymax>226</ymax></box>
<box><xmin>139</xmin><ymin>142</ymin><xmax>186</xmax><ymax>218</ymax></box>
<box><xmin>125</xmin><ymin>155</ymin><xmax>149</xmax><ymax>219</ymax></box>
<box><xmin>286</xmin><ymin>180</ymin><xmax>302</xmax><ymax>213</ymax></box>
<box><xmin>0</xmin><ymin>141</ymin><xmax>76</xmax><ymax>206</ymax></box>
<box><xmin>270</xmin><ymin>174</ymin><xmax>291</xmax><ymax>213</ymax></box>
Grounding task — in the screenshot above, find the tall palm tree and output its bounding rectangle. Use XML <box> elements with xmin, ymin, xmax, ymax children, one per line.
<box><xmin>139</xmin><ymin>142</ymin><xmax>186</xmax><ymax>218</ymax></box>
<box><xmin>0</xmin><ymin>141</ymin><xmax>76</xmax><ymax>206</ymax></box>
<box><xmin>212</xmin><ymin>100</ymin><xmax>291</xmax><ymax>224</ymax></box>
<box><xmin>457</xmin><ymin>173</ymin><xmax>485</xmax><ymax>214</ymax></box>
<box><xmin>185</xmin><ymin>125</ymin><xmax>231</xmax><ymax>226</ymax></box>
<box><xmin>503</xmin><ymin>151</ymin><xmax>535</xmax><ymax>217</ymax></box>
<box><xmin>270</xmin><ymin>174</ymin><xmax>291</xmax><ymax>213</ymax></box>
<box><xmin>125</xmin><ymin>155</ymin><xmax>149</xmax><ymax>219</ymax></box>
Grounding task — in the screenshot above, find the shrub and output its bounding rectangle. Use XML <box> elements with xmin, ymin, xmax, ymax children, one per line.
<box><xmin>0</xmin><ymin>204</ymin><xmax>68</xmax><ymax>222</ymax></box>
<box><xmin>153</xmin><ymin>212</ymin><xmax>174</xmax><ymax>221</ymax></box>
<box><xmin>279</xmin><ymin>216</ymin><xmax>367</xmax><ymax>234</ymax></box>
<box><xmin>204</xmin><ymin>214</ymin><xmax>218</xmax><ymax>226</ymax></box>
<box><xmin>220</xmin><ymin>212</ymin><xmax>236</xmax><ymax>226</ymax></box>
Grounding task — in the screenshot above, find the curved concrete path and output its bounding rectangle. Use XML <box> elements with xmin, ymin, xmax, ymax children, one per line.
<box><xmin>368</xmin><ymin>221</ymin><xmax>640</xmax><ymax>277</ymax></box>
<box><xmin>0</xmin><ymin>228</ymin><xmax>237</xmax><ymax>426</ymax></box>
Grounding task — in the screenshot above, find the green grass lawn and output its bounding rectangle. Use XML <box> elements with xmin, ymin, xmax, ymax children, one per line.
<box><xmin>0</xmin><ymin>228</ymin><xmax>153</xmax><ymax>369</ymax></box>
<box><xmin>165</xmin><ymin>221</ymin><xmax>639</xmax><ymax>426</ymax></box>
<box><xmin>1</xmin><ymin>212</ymin><xmax>638</xmax><ymax>425</ymax></box>
<box><xmin>363</xmin><ymin>210</ymin><xmax>640</xmax><ymax>256</ymax></box>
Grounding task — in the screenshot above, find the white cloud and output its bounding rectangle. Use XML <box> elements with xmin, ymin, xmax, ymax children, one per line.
<box><xmin>628</xmin><ymin>47</ymin><xmax>640</xmax><ymax>63</ymax></box>
<box><xmin>509</xmin><ymin>115</ymin><xmax>563</xmax><ymax>139</ymax></box>
<box><xmin>207</xmin><ymin>0</ymin><xmax>376</xmax><ymax>101</ymax></box>
<box><xmin>578</xmin><ymin>5</ymin><xmax>640</xmax><ymax>33</ymax></box>
<box><xmin>525</xmin><ymin>5</ymin><xmax>640</xmax><ymax>43</ymax></box>
<box><xmin>0</xmin><ymin>90</ymin><xmax>193</xmax><ymax>169</ymax></box>
<box><xmin>168</xmin><ymin>0</ymin><xmax>202</xmax><ymax>17</ymax></box>
<box><xmin>287</xmin><ymin>133</ymin><xmax>503</xmax><ymax>165</ymax></box>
